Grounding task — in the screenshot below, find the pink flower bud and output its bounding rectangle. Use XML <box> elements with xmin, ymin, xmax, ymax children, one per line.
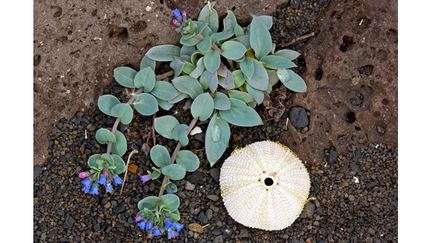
<box><xmin>171</xmin><ymin>18</ymin><xmax>178</xmax><ymax>26</ymax></box>
<box><xmin>181</xmin><ymin>10</ymin><xmax>187</xmax><ymax>17</ymax></box>
<box><xmin>79</xmin><ymin>172</ymin><xmax>87</xmax><ymax>179</ymax></box>
<box><xmin>102</xmin><ymin>170</ymin><xmax>109</xmax><ymax>177</ymax></box>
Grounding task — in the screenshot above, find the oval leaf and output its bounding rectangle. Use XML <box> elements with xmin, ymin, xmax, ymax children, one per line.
<box><xmin>176</xmin><ymin>150</ymin><xmax>200</xmax><ymax>172</ymax></box>
<box><xmin>246</xmin><ymin>58</ymin><xmax>269</xmax><ymax>91</ymax></box>
<box><xmin>134</xmin><ymin>93</ymin><xmax>159</xmax><ymax>116</ymax></box>
<box><xmin>191</xmin><ymin>93</ymin><xmax>214</xmax><ymax>121</ymax></box>
<box><xmin>134</xmin><ymin>67</ymin><xmax>156</xmax><ymax>92</ymax></box>
<box><xmin>213</xmin><ymin>92</ymin><xmax>231</xmax><ymax>110</ymax></box>
<box><xmin>140</xmin><ymin>55</ymin><xmax>156</xmax><ymax>70</ymax></box>
<box><xmin>205</xmin><ymin>114</ymin><xmax>230</xmax><ymax>166</ymax></box>
<box><xmin>110</xmin><ymin>103</ymin><xmax>133</xmax><ymax>125</ymax></box>
<box><xmin>138</xmin><ymin>196</ymin><xmax>160</xmax><ymax>210</ymax></box>
<box><xmin>151</xmin><ymin>81</ymin><xmax>179</xmax><ymax>101</ymax></box>
<box><xmin>114</xmin><ymin>66</ymin><xmax>137</xmax><ymax>88</ymax></box>
<box><xmin>95</xmin><ymin>128</ymin><xmax>116</xmax><ymax>144</ymax></box>
<box><xmin>275</xmin><ymin>49</ymin><xmax>301</xmax><ymax>60</ymax></box>
<box><xmin>172</xmin><ymin>124</ymin><xmax>189</xmax><ymax>147</ymax></box>
<box><xmin>219</xmin><ymin>98</ymin><xmax>263</xmax><ymax>127</ymax></box>
<box><xmin>228</xmin><ymin>90</ymin><xmax>254</xmax><ymax>104</ymax></box>
<box><xmin>161</xmin><ymin>164</ymin><xmax>186</xmax><ymax>180</ymax></box>
<box><xmin>250</xmin><ymin>16</ymin><xmax>272</xmax><ymax>59</ymax></box>
<box><xmin>154</xmin><ymin>115</ymin><xmax>180</xmax><ymax>139</ymax></box>
<box><xmin>98</xmin><ymin>95</ymin><xmax>120</xmax><ymax>116</ymax></box>
<box><xmin>198</xmin><ymin>2</ymin><xmax>218</xmax><ymax>32</ymax></box>
<box><xmin>261</xmin><ymin>55</ymin><xmax>297</xmax><ymax>69</ymax></box>
<box><xmin>160</xmin><ymin>194</ymin><xmax>180</xmax><ymax>211</ymax></box>
<box><xmin>150</xmin><ymin>145</ymin><xmax>171</xmax><ymax>168</ymax></box>
<box><xmin>246</xmin><ymin>84</ymin><xmax>265</xmax><ymax>104</ymax></box>
<box><xmin>221</xmin><ymin>41</ymin><xmax>247</xmax><ymax>60</ymax></box>
<box><xmin>278</xmin><ymin>69</ymin><xmax>307</xmax><ymax>93</ymax></box>
<box><xmin>146</xmin><ymin>44</ymin><xmax>180</xmax><ymax>61</ymax></box>
<box><xmin>112</xmin><ymin>154</ymin><xmax>126</xmax><ymax>174</ymax></box>
<box><xmin>204</xmin><ymin>49</ymin><xmax>220</xmax><ymax>73</ymax></box>
<box><xmin>112</xmin><ymin>131</ymin><xmax>127</xmax><ymax>156</ymax></box>
<box><xmin>172</xmin><ymin>76</ymin><xmax>203</xmax><ymax>99</ymax></box>
<box><xmin>240</xmin><ymin>57</ymin><xmax>254</xmax><ymax>80</ymax></box>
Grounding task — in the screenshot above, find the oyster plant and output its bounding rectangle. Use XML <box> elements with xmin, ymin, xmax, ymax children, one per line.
<box><xmin>78</xmin><ymin>2</ymin><xmax>307</xmax><ymax>239</ymax></box>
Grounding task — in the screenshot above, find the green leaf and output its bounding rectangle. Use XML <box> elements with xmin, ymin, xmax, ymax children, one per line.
<box><xmin>218</xmin><ymin>68</ymin><xmax>235</xmax><ymax>90</ymax></box>
<box><xmin>208</xmin><ymin>71</ymin><xmax>219</xmax><ymax>93</ymax></box>
<box><xmin>223</xmin><ymin>10</ymin><xmax>237</xmax><ymax>33</ymax></box>
<box><xmin>168</xmin><ymin>93</ymin><xmax>188</xmax><ymax>104</ymax></box>
<box><xmin>198</xmin><ymin>2</ymin><xmax>218</xmax><ymax>32</ymax></box>
<box><xmin>113</xmin><ymin>66</ymin><xmax>137</xmax><ymax>88</ymax></box>
<box><xmin>228</xmin><ymin>90</ymin><xmax>254</xmax><ymax>104</ymax></box>
<box><xmin>146</xmin><ymin>44</ymin><xmax>180</xmax><ymax>61</ymax></box>
<box><xmin>112</xmin><ymin>131</ymin><xmax>127</xmax><ymax>156</ymax></box>
<box><xmin>169</xmin><ymin>210</ymin><xmax>181</xmax><ymax>221</ymax></box>
<box><xmin>204</xmin><ymin>49</ymin><xmax>220</xmax><ymax>73</ymax></box>
<box><xmin>151</xmin><ymin>81</ymin><xmax>179</xmax><ymax>101</ymax></box>
<box><xmin>232</xmin><ymin>70</ymin><xmax>245</xmax><ymax>88</ymax></box>
<box><xmin>154</xmin><ymin>115</ymin><xmax>179</xmax><ymax>139</ymax></box>
<box><xmin>205</xmin><ymin>114</ymin><xmax>230</xmax><ymax>166</ymax></box>
<box><xmin>246</xmin><ymin>83</ymin><xmax>265</xmax><ymax>104</ymax></box>
<box><xmin>150</xmin><ymin>169</ymin><xmax>161</xmax><ymax>180</ymax></box>
<box><xmin>110</xmin><ymin>103</ymin><xmax>133</xmax><ymax>125</ymax></box>
<box><xmin>234</xmin><ymin>35</ymin><xmax>250</xmax><ymax>49</ymax></box>
<box><xmin>277</xmin><ymin>69</ymin><xmax>307</xmax><ymax>93</ymax></box>
<box><xmin>160</xmin><ymin>194</ymin><xmax>180</xmax><ymax>211</ymax></box>
<box><xmin>196</xmin><ymin>36</ymin><xmax>211</xmax><ymax>53</ymax></box>
<box><xmin>180</xmin><ymin>45</ymin><xmax>196</xmax><ymax>58</ymax></box>
<box><xmin>246</xmin><ymin>58</ymin><xmax>269</xmax><ymax>91</ymax></box>
<box><xmin>112</xmin><ymin>154</ymin><xmax>126</xmax><ymax>174</ymax></box>
<box><xmin>138</xmin><ymin>196</ymin><xmax>160</xmax><ymax>210</ymax></box>
<box><xmin>164</xmin><ymin>182</ymin><xmax>178</xmax><ymax>193</ymax></box>
<box><xmin>182</xmin><ymin>62</ymin><xmax>195</xmax><ymax>75</ymax></box>
<box><xmin>211</xmin><ymin>32</ymin><xmax>234</xmax><ymax>42</ymax></box>
<box><xmin>219</xmin><ymin>98</ymin><xmax>263</xmax><ymax>127</ymax></box>
<box><xmin>140</xmin><ymin>55</ymin><xmax>156</xmax><ymax>70</ymax></box>
<box><xmin>172</xmin><ymin>76</ymin><xmax>203</xmax><ymax>99</ymax></box>
<box><xmin>162</xmin><ymin>164</ymin><xmax>186</xmax><ymax>180</ymax></box>
<box><xmin>87</xmin><ymin>154</ymin><xmax>101</xmax><ymax>168</ymax></box>
<box><xmin>95</xmin><ymin>128</ymin><xmax>116</xmax><ymax>144</ymax></box>
<box><xmin>172</xmin><ymin>124</ymin><xmax>189</xmax><ymax>147</ymax></box>
<box><xmin>261</xmin><ymin>55</ymin><xmax>297</xmax><ymax>69</ymax></box>
<box><xmin>98</xmin><ymin>95</ymin><xmax>120</xmax><ymax>116</ymax></box>
<box><xmin>134</xmin><ymin>93</ymin><xmax>159</xmax><ymax>116</ymax></box>
<box><xmin>240</xmin><ymin>57</ymin><xmax>254</xmax><ymax>80</ymax></box>
<box><xmin>255</xmin><ymin>15</ymin><xmax>273</xmax><ymax>29</ymax></box>
<box><xmin>191</xmin><ymin>93</ymin><xmax>214</xmax><ymax>121</ymax></box>
<box><xmin>180</xmin><ymin>34</ymin><xmax>200</xmax><ymax>46</ymax></box>
<box><xmin>275</xmin><ymin>49</ymin><xmax>301</xmax><ymax>60</ymax></box>
<box><xmin>156</xmin><ymin>98</ymin><xmax>174</xmax><ymax>111</ymax></box>
<box><xmin>176</xmin><ymin>150</ymin><xmax>200</xmax><ymax>172</ymax></box>
<box><xmin>250</xmin><ymin>16</ymin><xmax>272</xmax><ymax>59</ymax></box>
<box><xmin>190</xmin><ymin>57</ymin><xmax>205</xmax><ymax>79</ymax></box>
<box><xmin>221</xmin><ymin>41</ymin><xmax>247</xmax><ymax>60</ymax></box>
<box><xmin>150</xmin><ymin>145</ymin><xmax>171</xmax><ymax>168</ymax></box>
<box><xmin>213</xmin><ymin>92</ymin><xmax>231</xmax><ymax>110</ymax></box>
<box><xmin>134</xmin><ymin>67</ymin><xmax>156</xmax><ymax>92</ymax></box>
<box><xmin>170</xmin><ymin>58</ymin><xmax>185</xmax><ymax>78</ymax></box>
<box><xmin>234</xmin><ymin>24</ymin><xmax>244</xmax><ymax>37</ymax></box>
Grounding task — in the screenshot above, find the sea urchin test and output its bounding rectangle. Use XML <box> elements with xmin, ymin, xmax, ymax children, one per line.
<box><xmin>220</xmin><ymin>141</ymin><xmax>310</xmax><ymax>231</ymax></box>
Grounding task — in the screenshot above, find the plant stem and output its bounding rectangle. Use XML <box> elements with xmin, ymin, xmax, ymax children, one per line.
<box><xmin>106</xmin><ymin>70</ymin><xmax>175</xmax><ymax>154</ymax></box>
<box><xmin>158</xmin><ymin>117</ymin><xmax>199</xmax><ymax>197</ymax></box>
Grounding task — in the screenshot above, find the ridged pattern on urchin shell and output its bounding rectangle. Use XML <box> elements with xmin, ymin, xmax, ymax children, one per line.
<box><xmin>219</xmin><ymin>141</ymin><xmax>310</xmax><ymax>231</ymax></box>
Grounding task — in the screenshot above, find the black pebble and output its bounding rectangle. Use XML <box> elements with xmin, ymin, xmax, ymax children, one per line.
<box><xmin>288</xmin><ymin>106</ymin><xmax>310</xmax><ymax>129</ymax></box>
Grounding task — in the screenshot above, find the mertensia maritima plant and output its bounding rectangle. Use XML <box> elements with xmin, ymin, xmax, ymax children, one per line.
<box><xmin>78</xmin><ymin>2</ymin><xmax>307</xmax><ymax>239</ymax></box>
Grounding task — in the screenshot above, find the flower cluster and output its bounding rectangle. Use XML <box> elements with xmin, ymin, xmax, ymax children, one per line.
<box><xmin>79</xmin><ymin>169</ymin><xmax>122</xmax><ymax>195</ymax></box>
<box><xmin>135</xmin><ymin>215</ymin><xmax>183</xmax><ymax>239</ymax></box>
<box><xmin>170</xmin><ymin>8</ymin><xmax>188</xmax><ymax>33</ymax></box>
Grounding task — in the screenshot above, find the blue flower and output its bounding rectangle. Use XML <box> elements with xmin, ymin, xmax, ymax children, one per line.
<box><xmin>174</xmin><ymin>223</ymin><xmax>183</xmax><ymax>232</ymax></box>
<box><xmin>106</xmin><ymin>183</ymin><xmax>113</xmax><ymax>193</ymax></box>
<box><xmin>167</xmin><ymin>188</ymin><xmax>174</xmax><ymax>194</ymax></box>
<box><xmin>145</xmin><ymin>221</ymin><xmax>153</xmax><ymax>230</ymax></box>
<box><xmin>167</xmin><ymin>228</ymin><xmax>179</xmax><ymax>239</ymax></box>
<box><xmin>140</xmin><ymin>175</ymin><xmax>151</xmax><ymax>184</ymax></box>
<box><xmin>82</xmin><ymin>185</ymin><xmax>91</xmax><ymax>193</ymax></box>
<box><xmin>164</xmin><ymin>219</ymin><xmax>173</xmax><ymax>229</ymax></box>
<box><xmin>172</xmin><ymin>9</ymin><xmax>181</xmax><ymax>17</ymax></box>
<box><xmin>98</xmin><ymin>175</ymin><xmax>107</xmax><ymax>185</ymax></box>
<box><xmin>138</xmin><ymin>221</ymin><xmax>146</xmax><ymax>230</ymax></box>
<box><xmin>81</xmin><ymin>178</ymin><xmax>92</xmax><ymax>187</ymax></box>
<box><xmin>152</xmin><ymin>227</ymin><xmax>162</xmax><ymax>237</ymax></box>
<box><xmin>113</xmin><ymin>175</ymin><xmax>122</xmax><ymax>186</ymax></box>
<box><xmin>89</xmin><ymin>184</ymin><xmax>99</xmax><ymax>195</ymax></box>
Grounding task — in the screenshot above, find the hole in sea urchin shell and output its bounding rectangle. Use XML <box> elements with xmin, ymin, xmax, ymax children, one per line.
<box><xmin>264</xmin><ymin>177</ymin><xmax>274</xmax><ymax>186</ymax></box>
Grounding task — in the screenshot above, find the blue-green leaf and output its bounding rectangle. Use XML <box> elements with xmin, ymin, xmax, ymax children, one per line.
<box><xmin>164</xmin><ymin>182</ymin><xmax>178</xmax><ymax>193</ymax></box>
<box><xmin>170</xmin><ymin>58</ymin><xmax>185</xmax><ymax>78</ymax></box>
<box><xmin>112</xmin><ymin>131</ymin><xmax>127</xmax><ymax>156</ymax></box>
<box><xmin>211</xmin><ymin>32</ymin><xmax>234</xmax><ymax>42</ymax></box>
<box><xmin>150</xmin><ymin>145</ymin><xmax>171</xmax><ymax>168</ymax></box>
<box><xmin>176</xmin><ymin>150</ymin><xmax>200</xmax><ymax>172</ymax></box>
<box><xmin>196</xmin><ymin>36</ymin><xmax>212</xmax><ymax>53</ymax></box>
<box><xmin>246</xmin><ymin>58</ymin><xmax>269</xmax><ymax>91</ymax></box>
<box><xmin>213</xmin><ymin>92</ymin><xmax>231</xmax><ymax>110</ymax></box>
<box><xmin>161</xmin><ymin>164</ymin><xmax>186</xmax><ymax>180</ymax></box>
<box><xmin>156</xmin><ymin>98</ymin><xmax>174</xmax><ymax>111</ymax></box>
<box><xmin>151</xmin><ymin>81</ymin><xmax>179</xmax><ymax>101</ymax></box>
<box><xmin>198</xmin><ymin>2</ymin><xmax>218</xmax><ymax>32</ymax></box>
<box><xmin>180</xmin><ymin>45</ymin><xmax>196</xmax><ymax>59</ymax></box>
<box><xmin>95</xmin><ymin>128</ymin><xmax>116</xmax><ymax>144</ymax></box>
<box><xmin>234</xmin><ymin>35</ymin><xmax>250</xmax><ymax>49</ymax></box>
<box><xmin>228</xmin><ymin>90</ymin><xmax>254</xmax><ymax>104</ymax></box>
<box><xmin>138</xmin><ymin>196</ymin><xmax>160</xmax><ymax>210</ymax></box>
<box><xmin>168</xmin><ymin>93</ymin><xmax>188</xmax><ymax>104</ymax></box>
<box><xmin>261</xmin><ymin>55</ymin><xmax>297</xmax><ymax>69</ymax></box>
<box><xmin>172</xmin><ymin>124</ymin><xmax>189</xmax><ymax>147</ymax></box>
<box><xmin>112</xmin><ymin>154</ymin><xmax>126</xmax><ymax>174</ymax></box>
<box><xmin>172</xmin><ymin>76</ymin><xmax>203</xmax><ymax>99</ymax></box>
<box><xmin>150</xmin><ymin>168</ymin><xmax>161</xmax><ymax>180</ymax></box>
<box><xmin>255</xmin><ymin>15</ymin><xmax>273</xmax><ymax>29</ymax></box>
<box><xmin>160</xmin><ymin>194</ymin><xmax>180</xmax><ymax>211</ymax></box>
<box><xmin>246</xmin><ymin>83</ymin><xmax>265</xmax><ymax>104</ymax></box>
<box><xmin>204</xmin><ymin>49</ymin><xmax>220</xmax><ymax>73</ymax></box>
<box><xmin>98</xmin><ymin>95</ymin><xmax>120</xmax><ymax>116</ymax></box>
<box><xmin>191</xmin><ymin>93</ymin><xmax>214</xmax><ymax>121</ymax></box>
<box><xmin>234</xmin><ymin>24</ymin><xmax>245</xmax><ymax>37</ymax></box>
<box><xmin>146</xmin><ymin>44</ymin><xmax>180</xmax><ymax>62</ymax></box>
<box><xmin>134</xmin><ymin>67</ymin><xmax>156</xmax><ymax>92</ymax></box>
<box><xmin>277</xmin><ymin>69</ymin><xmax>307</xmax><ymax>93</ymax></box>
<box><xmin>134</xmin><ymin>93</ymin><xmax>159</xmax><ymax>116</ymax></box>
<box><xmin>223</xmin><ymin>10</ymin><xmax>237</xmax><ymax>33</ymax></box>
<box><xmin>221</xmin><ymin>41</ymin><xmax>247</xmax><ymax>60</ymax></box>
<box><xmin>232</xmin><ymin>70</ymin><xmax>245</xmax><ymax>88</ymax></box>
<box><xmin>240</xmin><ymin>57</ymin><xmax>254</xmax><ymax>80</ymax></box>
<box><xmin>250</xmin><ymin>16</ymin><xmax>272</xmax><ymax>59</ymax></box>
<box><xmin>110</xmin><ymin>103</ymin><xmax>133</xmax><ymax>125</ymax></box>
<box><xmin>190</xmin><ymin>57</ymin><xmax>205</xmax><ymax>79</ymax></box>
<box><xmin>275</xmin><ymin>49</ymin><xmax>301</xmax><ymax>60</ymax></box>
<box><xmin>180</xmin><ymin>34</ymin><xmax>201</xmax><ymax>46</ymax></box>
<box><xmin>87</xmin><ymin>154</ymin><xmax>101</xmax><ymax>168</ymax></box>
<box><xmin>113</xmin><ymin>66</ymin><xmax>137</xmax><ymax>88</ymax></box>
<box><xmin>140</xmin><ymin>55</ymin><xmax>156</xmax><ymax>70</ymax></box>
<box><xmin>154</xmin><ymin>115</ymin><xmax>179</xmax><ymax>139</ymax></box>
<box><xmin>205</xmin><ymin>114</ymin><xmax>230</xmax><ymax>166</ymax></box>
<box><xmin>219</xmin><ymin>98</ymin><xmax>263</xmax><ymax>127</ymax></box>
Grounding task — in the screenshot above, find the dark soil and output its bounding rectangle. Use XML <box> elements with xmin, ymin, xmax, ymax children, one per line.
<box><xmin>34</xmin><ymin>0</ymin><xmax>398</xmax><ymax>242</ymax></box>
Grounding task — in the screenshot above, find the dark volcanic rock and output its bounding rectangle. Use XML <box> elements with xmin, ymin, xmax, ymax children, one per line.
<box><xmin>288</xmin><ymin>106</ymin><xmax>309</xmax><ymax>129</ymax></box>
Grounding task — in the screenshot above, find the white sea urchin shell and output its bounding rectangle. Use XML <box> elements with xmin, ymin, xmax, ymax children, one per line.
<box><xmin>220</xmin><ymin>141</ymin><xmax>310</xmax><ymax>231</ymax></box>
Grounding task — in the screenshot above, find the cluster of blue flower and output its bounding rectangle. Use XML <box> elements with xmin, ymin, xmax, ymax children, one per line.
<box><xmin>79</xmin><ymin>170</ymin><xmax>122</xmax><ymax>195</ymax></box>
<box><xmin>171</xmin><ymin>8</ymin><xmax>187</xmax><ymax>33</ymax></box>
<box><xmin>135</xmin><ymin>216</ymin><xmax>184</xmax><ymax>239</ymax></box>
